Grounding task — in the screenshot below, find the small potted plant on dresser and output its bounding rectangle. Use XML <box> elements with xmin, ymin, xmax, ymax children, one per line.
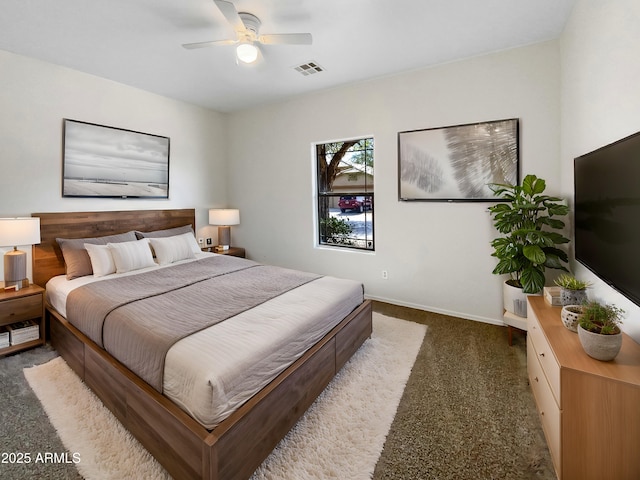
<box><xmin>560</xmin><ymin>304</ymin><xmax>584</xmax><ymax>332</ymax></box>
<box><xmin>578</xmin><ymin>301</ymin><xmax>625</xmax><ymax>361</ymax></box>
<box><xmin>554</xmin><ymin>273</ymin><xmax>591</xmax><ymax>306</ymax></box>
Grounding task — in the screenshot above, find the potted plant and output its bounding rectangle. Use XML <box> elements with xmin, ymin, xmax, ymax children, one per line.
<box><xmin>488</xmin><ymin>174</ymin><xmax>570</xmax><ymax>317</ymax></box>
<box><xmin>560</xmin><ymin>304</ymin><xmax>584</xmax><ymax>332</ymax></box>
<box><xmin>554</xmin><ymin>273</ymin><xmax>592</xmax><ymax>306</ymax></box>
<box><xmin>577</xmin><ymin>301</ymin><xmax>624</xmax><ymax>361</ymax></box>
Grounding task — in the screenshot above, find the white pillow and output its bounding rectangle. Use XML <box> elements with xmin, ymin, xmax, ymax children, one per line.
<box><xmin>84</xmin><ymin>243</ymin><xmax>116</xmax><ymax>277</ymax></box>
<box><xmin>107</xmin><ymin>239</ymin><xmax>156</xmax><ymax>274</ymax></box>
<box><xmin>149</xmin><ymin>234</ymin><xmax>196</xmax><ymax>265</ymax></box>
<box><xmin>136</xmin><ymin>226</ymin><xmax>201</xmax><ymax>254</ymax></box>
<box><xmin>184</xmin><ymin>232</ymin><xmax>202</xmax><ymax>254</ymax></box>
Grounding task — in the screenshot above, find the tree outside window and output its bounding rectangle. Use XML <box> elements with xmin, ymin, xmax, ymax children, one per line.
<box><xmin>316</xmin><ymin>138</ymin><xmax>374</xmax><ymax>250</ymax></box>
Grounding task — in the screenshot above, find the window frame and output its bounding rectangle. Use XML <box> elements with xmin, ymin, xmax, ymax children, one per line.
<box><xmin>313</xmin><ymin>136</ymin><xmax>375</xmax><ymax>252</ymax></box>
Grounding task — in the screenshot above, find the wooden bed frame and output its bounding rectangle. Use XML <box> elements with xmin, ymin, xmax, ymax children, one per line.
<box><xmin>32</xmin><ymin>209</ymin><xmax>373</xmax><ymax>480</ymax></box>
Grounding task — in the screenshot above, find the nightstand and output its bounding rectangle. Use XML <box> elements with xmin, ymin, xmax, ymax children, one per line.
<box><xmin>0</xmin><ymin>284</ymin><xmax>45</xmax><ymax>356</ymax></box>
<box><xmin>202</xmin><ymin>247</ymin><xmax>246</xmax><ymax>258</ymax></box>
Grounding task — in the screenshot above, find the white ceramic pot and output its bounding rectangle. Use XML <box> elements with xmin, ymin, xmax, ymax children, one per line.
<box><xmin>561</xmin><ymin>305</ymin><xmax>583</xmax><ymax>333</ymax></box>
<box><xmin>503</xmin><ymin>281</ymin><xmax>540</xmax><ymax>318</ymax></box>
<box><xmin>577</xmin><ymin>325</ymin><xmax>622</xmax><ymax>361</ymax></box>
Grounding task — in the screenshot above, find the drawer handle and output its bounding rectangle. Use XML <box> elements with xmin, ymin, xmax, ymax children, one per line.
<box><xmin>534</xmin><ymin>376</ymin><xmax>539</xmax><ymax>383</ymax></box>
<box><xmin>541</xmin><ymin>411</ymin><xmax>545</xmax><ymax>416</ymax></box>
<box><xmin>539</xmin><ymin>352</ymin><xmax>545</xmax><ymax>357</ymax></box>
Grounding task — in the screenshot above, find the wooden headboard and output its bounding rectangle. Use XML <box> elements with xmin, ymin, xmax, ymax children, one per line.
<box><xmin>31</xmin><ymin>209</ymin><xmax>195</xmax><ymax>288</ymax></box>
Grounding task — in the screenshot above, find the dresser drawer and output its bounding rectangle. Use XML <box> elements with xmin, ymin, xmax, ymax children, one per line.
<box><xmin>528</xmin><ymin>311</ymin><xmax>561</xmax><ymax>405</ymax></box>
<box><xmin>0</xmin><ymin>294</ymin><xmax>42</xmax><ymax>325</ymax></box>
<box><xmin>528</xmin><ymin>334</ymin><xmax>561</xmax><ymax>475</ymax></box>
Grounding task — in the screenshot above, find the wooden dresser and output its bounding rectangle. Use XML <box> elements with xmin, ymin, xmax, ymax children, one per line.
<box><xmin>527</xmin><ymin>296</ymin><xmax>640</xmax><ymax>480</ymax></box>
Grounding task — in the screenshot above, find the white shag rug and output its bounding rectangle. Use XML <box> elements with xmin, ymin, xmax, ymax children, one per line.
<box><xmin>24</xmin><ymin>313</ymin><xmax>426</xmax><ymax>480</ymax></box>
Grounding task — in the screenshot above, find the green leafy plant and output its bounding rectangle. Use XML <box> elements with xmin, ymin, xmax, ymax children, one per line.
<box><xmin>320</xmin><ymin>216</ymin><xmax>354</xmax><ymax>245</ymax></box>
<box><xmin>579</xmin><ymin>301</ymin><xmax>624</xmax><ymax>335</ymax></box>
<box><xmin>488</xmin><ymin>174</ymin><xmax>570</xmax><ymax>293</ymax></box>
<box><xmin>554</xmin><ymin>273</ymin><xmax>592</xmax><ymax>290</ymax></box>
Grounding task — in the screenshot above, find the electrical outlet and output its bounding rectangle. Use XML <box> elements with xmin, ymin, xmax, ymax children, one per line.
<box><xmin>206</xmin><ymin>238</ymin><xmax>212</xmax><ymax>246</ymax></box>
<box><xmin>382</xmin><ymin>270</ymin><xmax>388</xmax><ymax>280</ymax></box>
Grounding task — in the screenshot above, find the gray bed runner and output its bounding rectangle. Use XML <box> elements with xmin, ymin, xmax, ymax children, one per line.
<box><xmin>66</xmin><ymin>255</ymin><xmax>320</xmax><ymax>391</ymax></box>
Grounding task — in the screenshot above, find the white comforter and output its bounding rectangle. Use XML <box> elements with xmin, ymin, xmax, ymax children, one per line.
<box><xmin>46</xmin><ymin>253</ymin><xmax>364</xmax><ymax>428</ymax></box>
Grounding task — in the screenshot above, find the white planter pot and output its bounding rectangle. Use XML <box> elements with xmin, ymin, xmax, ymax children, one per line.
<box><xmin>503</xmin><ymin>281</ymin><xmax>540</xmax><ymax>318</ymax></box>
<box><xmin>577</xmin><ymin>325</ymin><xmax>622</xmax><ymax>361</ymax></box>
<box><xmin>560</xmin><ymin>288</ymin><xmax>588</xmax><ymax>306</ymax></box>
<box><xmin>561</xmin><ymin>305</ymin><xmax>583</xmax><ymax>332</ymax></box>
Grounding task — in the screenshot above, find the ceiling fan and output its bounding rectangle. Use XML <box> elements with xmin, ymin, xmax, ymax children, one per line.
<box><xmin>182</xmin><ymin>0</ymin><xmax>312</xmax><ymax>64</ymax></box>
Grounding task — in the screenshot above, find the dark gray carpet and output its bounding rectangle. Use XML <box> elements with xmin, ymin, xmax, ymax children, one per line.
<box><xmin>0</xmin><ymin>345</ymin><xmax>82</xmax><ymax>480</ymax></box>
<box><xmin>372</xmin><ymin>301</ymin><xmax>555</xmax><ymax>480</ymax></box>
<box><xmin>0</xmin><ymin>302</ymin><xmax>554</xmax><ymax>480</ymax></box>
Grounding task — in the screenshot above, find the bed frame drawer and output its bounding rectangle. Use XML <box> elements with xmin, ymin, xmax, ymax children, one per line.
<box><xmin>336</xmin><ymin>302</ymin><xmax>373</xmax><ymax>370</ymax></box>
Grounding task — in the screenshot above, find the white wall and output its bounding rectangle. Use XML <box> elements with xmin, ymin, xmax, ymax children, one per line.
<box><xmin>0</xmin><ymin>50</ymin><xmax>227</xmax><ymax>282</ymax></box>
<box><xmin>560</xmin><ymin>0</ymin><xmax>640</xmax><ymax>341</ymax></box>
<box><xmin>3</xmin><ymin>3</ymin><xmax>636</xmax><ymax>335</ymax></box>
<box><xmin>227</xmin><ymin>41</ymin><xmax>562</xmax><ymax>325</ymax></box>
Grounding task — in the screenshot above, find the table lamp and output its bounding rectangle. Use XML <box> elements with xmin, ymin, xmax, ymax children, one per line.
<box><xmin>0</xmin><ymin>217</ymin><xmax>41</xmax><ymax>290</ymax></box>
<box><xmin>208</xmin><ymin>209</ymin><xmax>240</xmax><ymax>251</ymax></box>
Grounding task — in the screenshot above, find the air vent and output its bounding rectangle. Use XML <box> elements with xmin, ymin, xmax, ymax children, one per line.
<box><xmin>294</xmin><ymin>61</ymin><xmax>324</xmax><ymax>76</ymax></box>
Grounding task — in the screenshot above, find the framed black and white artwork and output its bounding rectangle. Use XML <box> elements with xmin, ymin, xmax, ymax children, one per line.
<box><xmin>398</xmin><ymin>118</ymin><xmax>519</xmax><ymax>201</ymax></box>
<box><xmin>62</xmin><ymin>119</ymin><xmax>170</xmax><ymax>198</ymax></box>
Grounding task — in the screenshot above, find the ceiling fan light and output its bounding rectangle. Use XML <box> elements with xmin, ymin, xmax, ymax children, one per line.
<box><xmin>236</xmin><ymin>42</ymin><xmax>259</xmax><ymax>63</ymax></box>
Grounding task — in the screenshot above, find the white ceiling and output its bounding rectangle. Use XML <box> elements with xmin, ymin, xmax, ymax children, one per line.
<box><xmin>0</xmin><ymin>0</ymin><xmax>576</xmax><ymax>112</ymax></box>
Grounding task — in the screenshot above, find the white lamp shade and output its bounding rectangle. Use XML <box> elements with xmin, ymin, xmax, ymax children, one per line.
<box><xmin>0</xmin><ymin>217</ymin><xmax>41</xmax><ymax>247</ymax></box>
<box><xmin>209</xmin><ymin>209</ymin><xmax>240</xmax><ymax>226</ymax></box>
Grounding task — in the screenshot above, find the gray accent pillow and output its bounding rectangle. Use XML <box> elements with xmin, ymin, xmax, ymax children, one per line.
<box><xmin>56</xmin><ymin>231</ymin><xmax>137</xmax><ymax>280</ymax></box>
<box><xmin>134</xmin><ymin>225</ymin><xmax>194</xmax><ymax>239</ymax></box>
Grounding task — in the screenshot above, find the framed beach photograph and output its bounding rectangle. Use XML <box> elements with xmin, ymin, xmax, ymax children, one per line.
<box><xmin>62</xmin><ymin>119</ymin><xmax>170</xmax><ymax>198</ymax></box>
<box><xmin>398</xmin><ymin>118</ymin><xmax>519</xmax><ymax>201</ymax></box>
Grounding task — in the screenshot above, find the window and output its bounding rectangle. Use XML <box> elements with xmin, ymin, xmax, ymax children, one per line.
<box><xmin>315</xmin><ymin>137</ymin><xmax>374</xmax><ymax>250</ymax></box>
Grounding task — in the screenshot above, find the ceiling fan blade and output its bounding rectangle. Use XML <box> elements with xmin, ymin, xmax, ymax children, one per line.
<box><xmin>213</xmin><ymin>0</ymin><xmax>246</xmax><ymax>33</ymax></box>
<box><xmin>182</xmin><ymin>39</ymin><xmax>238</xmax><ymax>49</ymax></box>
<box><xmin>258</xmin><ymin>33</ymin><xmax>312</xmax><ymax>45</ymax></box>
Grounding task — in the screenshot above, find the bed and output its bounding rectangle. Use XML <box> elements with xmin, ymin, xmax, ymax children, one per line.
<box><xmin>32</xmin><ymin>209</ymin><xmax>372</xmax><ymax>480</ymax></box>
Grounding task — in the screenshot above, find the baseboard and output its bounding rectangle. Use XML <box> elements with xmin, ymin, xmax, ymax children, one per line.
<box><xmin>365</xmin><ymin>294</ymin><xmax>505</xmax><ymax>327</ymax></box>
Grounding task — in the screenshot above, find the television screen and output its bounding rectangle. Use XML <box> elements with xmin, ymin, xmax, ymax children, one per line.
<box><xmin>574</xmin><ymin>130</ymin><xmax>640</xmax><ymax>307</ymax></box>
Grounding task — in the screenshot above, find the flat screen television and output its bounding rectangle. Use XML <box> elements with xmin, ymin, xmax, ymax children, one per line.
<box><xmin>574</xmin><ymin>130</ymin><xmax>640</xmax><ymax>307</ymax></box>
